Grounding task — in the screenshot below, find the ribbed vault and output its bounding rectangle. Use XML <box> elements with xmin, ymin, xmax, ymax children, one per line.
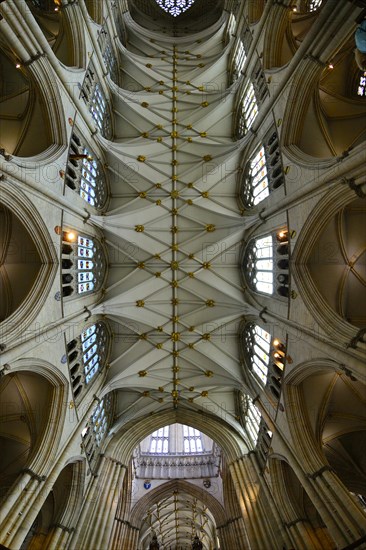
<box><xmin>134</xmin><ymin>480</ymin><xmax>222</xmax><ymax>550</ymax></box>
<box><xmin>93</xmin><ymin>15</ymin><xmax>254</xmax><ymax>445</ymax></box>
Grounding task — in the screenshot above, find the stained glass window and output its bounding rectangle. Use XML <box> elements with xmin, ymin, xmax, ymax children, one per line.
<box><xmin>66</xmin><ymin>133</ymin><xmax>107</xmax><ymax>210</ymax></box>
<box><xmin>67</xmin><ymin>321</ymin><xmax>109</xmax><ymax>400</ymax></box>
<box><xmin>246</xmin><ymin>146</ymin><xmax>269</xmax><ymax>206</ymax></box>
<box><xmin>232</xmin><ymin>40</ymin><xmax>246</xmax><ymax>82</ymax></box>
<box><xmin>243</xmin><ymin>324</ymin><xmax>271</xmax><ymax>384</ymax></box>
<box><xmin>61</xmin><ymin>231</ymin><xmax>106</xmax><ymax>298</ymax></box>
<box><xmin>91</xmin><ymin>398</ymin><xmax>109</xmax><ymax>447</ymax></box>
<box><xmin>246</xmin><ymin>398</ymin><xmax>261</xmax><ymax>444</ymax></box>
<box><xmin>154</xmin><ymin>0</ymin><xmax>195</xmax><ymax>17</ymax></box>
<box><xmin>357</xmin><ymin>72</ymin><xmax>366</xmax><ymax>97</ymax></box>
<box><xmin>80</xmin><ymin>63</ymin><xmax>111</xmax><ymax>138</ymax></box>
<box><xmin>308</xmin><ymin>0</ymin><xmax>322</xmax><ymax>11</ymax></box>
<box><xmin>245</xmin><ymin>235</ymin><xmax>274</xmax><ymax>294</ymax></box>
<box><xmin>237</xmin><ymin>80</ymin><xmax>258</xmax><ymax>137</ymax></box>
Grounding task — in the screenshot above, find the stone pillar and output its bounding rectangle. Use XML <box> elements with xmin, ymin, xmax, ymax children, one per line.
<box><xmin>0</xmin><ymin>470</ymin><xmax>46</xmax><ymax>548</ymax></box>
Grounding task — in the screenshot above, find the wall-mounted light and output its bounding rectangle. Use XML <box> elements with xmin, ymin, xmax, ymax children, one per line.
<box><xmin>277</xmin><ymin>230</ymin><xmax>288</xmax><ymax>242</ymax></box>
<box><xmin>328</xmin><ymin>63</ymin><xmax>334</xmax><ymax>69</ymax></box>
<box><xmin>64</xmin><ymin>231</ymin><xmax>76</xmax><ymax>242</ymax></box>
<box><xmin>16</xmin><ymin>63</ymin><xmax>21</xmax><ymax>69</ymax></box>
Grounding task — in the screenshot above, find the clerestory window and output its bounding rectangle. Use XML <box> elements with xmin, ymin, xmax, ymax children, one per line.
<box><xmin>357</xmin><ymin>72</ymin><xmax>366</xmax><ymax>97</ymax></box>
<box><xmin>81</xmin><ymin>395</ymin><xmax>112</xmax><ymax>471</ymax></box>
<box><xmin>183</xmin><ymin>425</ymin><xmax>203</xmax><ymax>453</ymax></box>
<box><xmin>232</xmin><ymin>40</ymin><xmax>246</xmax><ymax>83</ymax></box>
<box><xmin>245</xmin><ymin>234</ymin><xmax>274</xmax><ymax>295</ymax></box>
<box><xmin>308</xmin><ymin>0</ymin><xmax>322</xmax><ymax>11</ymax></box>
<box><xmin>154</xmin><ymin>0</ymin><xmax>195</xmax><ymax>17</ymax></box>
<box><xmin>61</xmin><ymin>231</ymin><xmax>106</xmax><ymax>297</ymax></box>
<box><xmin>80</xmin><ymin>63</ymin><xmax>111</xmax><ymax>138</ymax></box>
<box><xmin>98</xmin><ymin>27</ymin><xmax>118</xmax><ymax>82</ymax></box>
<box><xmin>66</xmin><ymin>132</ymin><xmax>107</xmax><ymax>209</ymax></box>
<box><xmin>243</xmin><ymin>230</ymin><xmax>290</xmax><ymax>298</ymax></box>
<box><xmin>149</xmin><ymin>426</ymin><xmax>170</xmax><ymax>453</ymax></box>
<box><xmin>240</xmin><ymin>127</ymin><xmax>284</xmax><ymax>209</ymax></box>
<box><xmin>246</xmin><ymin>397</ymin><xmax>261</xmax><ymax>444</ymax></box>
<box><xmin>243</xmin><ymin>324</ymin><xmax>271</xmax><ymax>384</ymax></box>
<box><xmin>237</xmin><ymin>79</ymin><xmax>258</xmax><ymax>138</ymax></box>
<box><xmin>67</xmin><ymin>321</ymin><xmax>109</xmax><ymax>400</ymax></box>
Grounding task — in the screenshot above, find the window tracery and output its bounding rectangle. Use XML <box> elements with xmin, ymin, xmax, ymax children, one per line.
<box><xmin>67</xmin><ymin>321</ymin><xmax>109</xmax><ymax>399</ymax></box>
<box><xmin>61</xmin><ymin>231</ymin><xmax>106</xmax><ymax>297</ymax></box>
<box><xmin>154</xmin><ymin>0</ymin><xmax>195</xmax><ymax>17</ymax></box>
<box><xmin>357</xmin><ymin>71</ymin><xmax>366</xmax><ymax>97</ymax></box>
<box><xmin>240</xmin><ymin>127</ymin><xmax>284</xmax><ymax>209</ymax></box>
<box><xmin>66</xmin><ymin>132</ymin><xmax>107</xmax><ymax>209</ymax></box>
<box><xmin>149</xmin><ymin>426</ymin><xmax>170</xmax><ymax>453</ymax></box>
<box><xmin>240</xmin><ymin>322</ymin><xmax>287</xmax><ymax>400</ymax></box>
<box><xmin>80</xmin><ymin>63</ymin><xmax>112</xmax><ymax>138</ymax></box>
<box><xmin>243</xmin><ymin>230</ymin><xmax>290</xmax><ymax>298</ymax></box>
<box><xmin>183</xmin><ymin>425</ymin><xmax>203</xmax><ymax>453</ymax></box>
<box><xmin>81</xmin><ymin>395</ymin><xmax>112</xmax><ymax>471</ymax></box>
<box><xmin>232</xmin><ymin>40</ymin><xmax>246</xmax><ymax>83</ymax></box>
<box><xmin>308</xmin><ymin>0</ymin><xmax>322</xmax><ymax>11</ymax></box>
<box><xmin>98</xmin><ymin>27</ymin><xmax>118</xmax><ymax>83</ymax></box>
<box><xmin>237</xmin><ymin>79</ymin><xmax>258</xmax><ymax>138</ymax></box>
<box><xmin>243</xmin><ymin>324</ymin><xmax>271</xmax><ymax>384</ymax></box>
<box><xmin>245</xmin><ymin>396</ymin><xmax>261</xmax><ymax>444</ymax></box>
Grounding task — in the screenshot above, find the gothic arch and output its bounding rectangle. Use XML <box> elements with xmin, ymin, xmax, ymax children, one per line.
<box><xmin>269</xmin><ymin>457</ymin><xmax>334</xmax><ymax>550</ymax></box>
<box><xmin>246</xmin><ymin>0</ymin><xmax>265</xmax><ymax>26</ymax></box>
<box><xmin>27</xmin><ymin>0</ymin><xmax>86</xmax><ymax>68</ymax></box>
<box><xmin>0</xmin><ymin>184</ymin><xmax>58</xmax><ymax>346</ymax></box>
<box><xmin>0</xmin><ymin>47</ymin><xmax>53</xmax><ymax>158</ymax></box>
<box><xmin>291</xmin><ymin>185</ymin><xmax>365</xmax><ymax>347</ymax></box>
<box><xmin>85</xmin><ymin>0</ymin><xmax>104</xmax><ymax>25</ymax></box>
<box><xmin>284</xmin><ymin>359</ymin><xmax>366</xmax><ymax>500</ymax></box>
<box><xmin>0</xmin><ymin>361</ymin><xmax>67</xmax><ymax>504</ymax></box>
<box><xmin>19</xmin><ymin>458</ymin><xmax>86</xmax><ymax>549</ymax></box>
<box><xmin>282</xmin><ymin>40</ymin><xmax>366</xmax><ymax>163</ymax></box>
<box><xmin>130</xmin><ymin>479</ymin><xmax>226</xmax><ymax>527</ymax></box>
<box><xmin>106</xmin><ymin>408</ymin><xmax>248</xmax><ymax>465</ymax></box>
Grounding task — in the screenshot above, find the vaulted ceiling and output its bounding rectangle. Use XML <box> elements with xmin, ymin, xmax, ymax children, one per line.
<box><xmin>91</xmin><ymin>14</ymin><xmax>252</xmax><ymax>447</ymax></box>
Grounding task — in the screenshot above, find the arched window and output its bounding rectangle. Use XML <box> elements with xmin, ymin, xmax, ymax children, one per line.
<box><xmin>240</xmin><ymin>321</ymin><xmax>287</xmax><ymax>398</ymax></box>
<box><xmin>81</xmin><ymin>395</ymin><xmax>112</xmax><ymax>471</ymax></box>
<box><xmin>149</xmin><ymin>426</ymin><xmax>170</xmax><ymax>453</ymax></box>
<box><xmin>242</xmin><ymin>146</ymin><xmax>269</xmax><ymax>207</ymax></box>
<box><xmin>243</xmin><ymin>230</ymin><xmax>290</xmax><ymax>298</ymax></box>
<box><xmin>67</xmin><ymin>321</ymin><xmax>109</xmax><ymax>400</ymax></box>
<box><xmin>61</xmin><ymin>230</ymin><xmax>106</xmax><ymax>297</ymax></box>
<box><xmin>357</xmin><ymin>72</ymin><xmax>366</xmax><ymax>97</ymax></box>
<box><xmin>308</xmin><ymin>0</ymin><xmax>322</xmax><ymax>11</ymax></box>
<box><xmin>240</xmin><ymin>127</ymin><xmax>284</xmax><ymax>209</ymax></box>
<box><xmin>243</xmin><ymin>324</ymin><xmax>271</xmax><ymax>384</ymax></box>
<box><xmin>256</xmin><ymin>420</ymin><xmax>273</xmax><ymax>469</ymax></box>
<box><xmin>232</xmin><ymin>39</ymin><xmax>246</xmax><ymax>83</ymax></box>
<box><xmin>237</xmin><ymin>79</ymin><xmax>258</xmax><ymax>138</ymax></box>
<box><xmin>80</xmin><ymin>63</ymin><xmax>112</xmax><ymax>139</ymax></box>
<box><xmin>245</xmin><ymin>234</ymin><xmax>273</xmax><ymax>294</ymax></box>
<box><xmin>97</xmin><ymin>27</ymin><xmax>118</xmax><ymax>83</ymax></box>
<box><xmin>154</xmin><ymin>0</ymin><xmax>195</xmax><ymax>17</ymax></box>
<box><xmin>183</xmin><ymin>425</ymin><xmax>203</xmax><ymax>453</ymax></box>
<box><xmin>66</xmin><ymin>132</ymin><xmax>107</xmax><ymax>209</ymax></box>
<box><xmin>246</xmin><ymin>397</ymin><xmax>261</xmax><ymax>444</ymax></box>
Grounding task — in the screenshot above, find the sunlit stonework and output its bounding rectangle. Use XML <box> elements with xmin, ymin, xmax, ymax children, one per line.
<box><xmin>154</xmin><ymin>0</ymin><xmax>195</xmax><ymax>17</ymax></box>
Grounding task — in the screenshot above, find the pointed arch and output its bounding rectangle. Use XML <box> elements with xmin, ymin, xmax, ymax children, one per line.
<box><xmin>0</xmin><ymin>183</ymin><xmax>58</xmax><ymax>347</ymax></box>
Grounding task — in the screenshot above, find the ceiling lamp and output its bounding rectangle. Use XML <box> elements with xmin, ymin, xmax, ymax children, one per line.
<box><xmin>154</xmin><ymin>0</ymin><xmax>196</xmax><ymax>17</ymax></box>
